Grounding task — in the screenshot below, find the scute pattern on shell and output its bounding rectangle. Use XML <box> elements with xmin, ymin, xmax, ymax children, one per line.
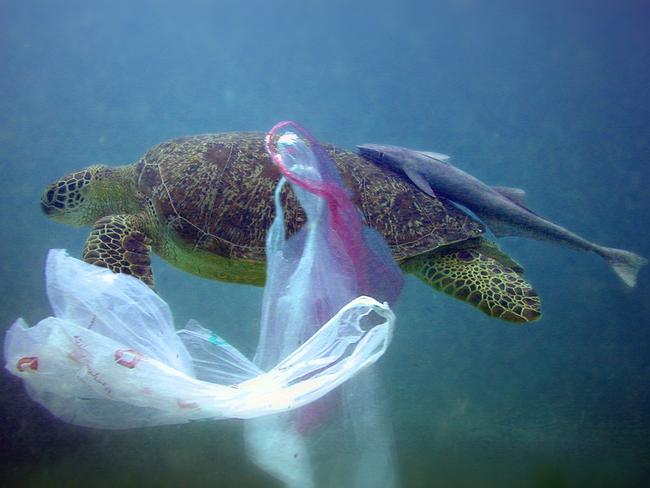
<box><xmin>134</xmin><ymin>132</ymin><xmax>484</xmax><ymax>261</ymax></box>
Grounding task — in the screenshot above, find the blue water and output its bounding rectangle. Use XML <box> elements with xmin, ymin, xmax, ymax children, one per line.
<box><xmin>1</xmin><ymin>1</ymin><xmax>649</xmax><ymax>486</ymax></box>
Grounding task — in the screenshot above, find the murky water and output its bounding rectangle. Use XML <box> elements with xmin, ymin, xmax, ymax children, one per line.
<box><xmin>2</xmin><ymin>1</ymin><xmax>649</xmax><ymax>486</ymax></box>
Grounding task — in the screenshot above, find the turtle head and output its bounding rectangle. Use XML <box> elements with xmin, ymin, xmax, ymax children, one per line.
<box><xmin>41</xmin><ymin>164</ymin><xmax>138</xmax><ymax>226</ymax></box>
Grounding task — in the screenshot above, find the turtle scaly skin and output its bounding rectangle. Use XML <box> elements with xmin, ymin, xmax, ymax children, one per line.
<box><xmin>403</xmin><ymin>247</ymin><xmax>540</xmax><ymax>322</ymax></box>
<box><xmin>83</xmin><ymin>214</ymin><xmax>154</xmax><ymax>285</ymax></box>
<box><xmin>41</xmin><ymin>132</ymin><xmax>541</xmax><ymax>323</ymax></box>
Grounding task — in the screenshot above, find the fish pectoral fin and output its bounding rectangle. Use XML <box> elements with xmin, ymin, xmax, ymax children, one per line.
<box><xmin>404</xmin><ymin>167</ymin><xmax>436</xmax><ymax>197</ymax></box>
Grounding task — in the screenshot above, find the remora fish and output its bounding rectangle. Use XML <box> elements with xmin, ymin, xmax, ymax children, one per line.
<box><xmin>358</xmin><ymin>144</ymin><xmax>647</xmax><ymax>287</ymax></box>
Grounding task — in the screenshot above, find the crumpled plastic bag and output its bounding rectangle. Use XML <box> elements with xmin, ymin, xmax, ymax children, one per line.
<box><xmin>3</xmin><ymin>136</ymin><xmax>397</xmax><ymax>428</ymax></box>
<box><xmin>245</xmin><ymin>122</ymin><xmax>404</xmax><ymax>487</ymax></box>
<box><xmin>4</xmin><ymin>251</ymin><xmax>393</xmax><ymax>427</ymax></box>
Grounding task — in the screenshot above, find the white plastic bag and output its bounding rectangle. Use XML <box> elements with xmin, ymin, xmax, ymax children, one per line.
<box><xmin>245</xmin><ymin>122</ymin><xmax>404</xmax><ymax>487</ymax></box>
<box><xmin>4</xmin><ymin>248</ymin><xmax>394</xmax><ymax>427</ymax></box>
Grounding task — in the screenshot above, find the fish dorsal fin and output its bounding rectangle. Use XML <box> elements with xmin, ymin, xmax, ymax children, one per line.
<box><xmin>404</xmin><ymin>167</ymin><xmax>436</xmax><ymax>197</ymax></box>
<box><xmin>492</xmin><ymin>186</ymin><xmax>531</xmax><ymax>208</ymax></box>
<box><xmin>417</xmin><ymin>150</ymin><xmax>451</xmax><ymax>163</ymax></box>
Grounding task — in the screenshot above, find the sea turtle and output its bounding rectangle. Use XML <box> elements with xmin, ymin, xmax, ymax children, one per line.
<box><xmin>41</xmin><ymin>132</ymin><xmax>541</xmax><ymax>323</ymax></box>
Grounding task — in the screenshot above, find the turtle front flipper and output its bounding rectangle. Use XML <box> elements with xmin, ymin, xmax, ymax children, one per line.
<box><xmin>402</xmin><ymin>245</ymin><xmax>541</xmax><ymax>323</ymax></box>
<box><xmin>83</xmin><ymin>214</ymin><xmax>154</xmax><ymax>286</ymax></box>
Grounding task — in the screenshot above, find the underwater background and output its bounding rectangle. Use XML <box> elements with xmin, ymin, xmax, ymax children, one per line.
<box><xmin>1</xmin><ymin>0</ymin><xmax>649</xmax><ymax>486</ymax></box>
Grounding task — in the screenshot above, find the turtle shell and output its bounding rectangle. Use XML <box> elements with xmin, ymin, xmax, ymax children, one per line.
<box><xmin>134</xmin><ymin>132</ymin><xmax>484</xmax><ymax>262</ymax></box>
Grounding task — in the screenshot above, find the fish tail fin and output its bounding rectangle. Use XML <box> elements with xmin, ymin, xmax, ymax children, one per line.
<box><xmin>601</xmin><ymin>247</ymin><xmax>648</xmax><ymax>287</ymax></box>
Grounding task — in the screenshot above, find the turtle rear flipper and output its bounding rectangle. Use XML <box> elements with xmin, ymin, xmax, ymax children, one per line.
<box><xmin>402</xmin><ymin>245</ymin><xmax>541</xmax><ymax>323</ymax></box>
<box><xmin>83</xmin><ymin>214</ymin><xmax>154</xmax><ymax>286</ymax></box>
